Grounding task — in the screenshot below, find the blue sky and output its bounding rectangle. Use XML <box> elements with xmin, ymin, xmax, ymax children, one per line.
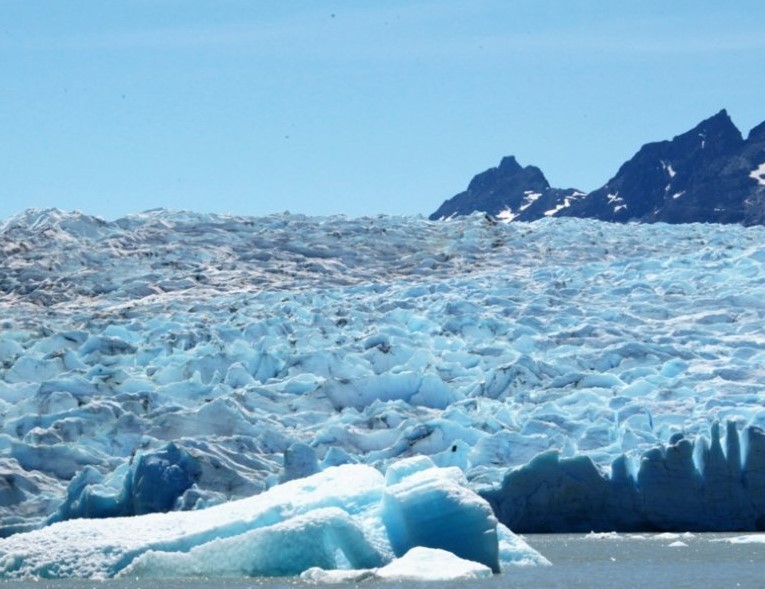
<box><xmin>3</xmin><ymin>1</ymin><xmax>765</xmax><ymax>220</ymax></box>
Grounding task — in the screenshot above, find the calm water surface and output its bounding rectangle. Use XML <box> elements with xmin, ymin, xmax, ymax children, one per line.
<box><xmin>1</xmin><ymin>533</ymin><xmax>762</xmax><ymax>589</ymax></box>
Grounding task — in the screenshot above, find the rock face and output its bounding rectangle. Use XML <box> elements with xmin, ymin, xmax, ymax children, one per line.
<box><xmin>429</xmin><ymin>156</ymin><xmax>585</xmax><ymax>221</ymax></box>
<box><xmin>430</xmin><ymin>110</ymin><xmax>765</xmax><ymax>225</ymax></box>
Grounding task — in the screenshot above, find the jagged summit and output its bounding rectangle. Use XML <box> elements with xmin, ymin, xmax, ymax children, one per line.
<box><xmin>429</xmin><ymin>156</ymin><xmax>583</xmax><ymax>222</ymax></box>
<box><xmin>688</xmin><ymin>108</ymin><xmax>740</xmax><ymax>140</ymax></box>
<box><xmin>431</xmin><ymin>110</ymin><xmax>765</xmax><ymax>225</ymax></box>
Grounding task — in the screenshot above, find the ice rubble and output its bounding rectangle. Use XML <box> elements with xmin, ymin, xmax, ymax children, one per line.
<box><xmin>0</xmin><ymin>456</ymin><xmax>544</xmax><ymax>579</ymax></box>
<box><xmin>3</xmin><ymin>208</ymin><xmax>765</xmax><ymax>543</ymax></box>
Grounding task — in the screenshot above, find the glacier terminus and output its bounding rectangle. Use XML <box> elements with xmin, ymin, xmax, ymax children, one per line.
<box><xmin>2</xmin><ymin>208</ymin><xmax>765</xmax><ymax>578</ymax></box>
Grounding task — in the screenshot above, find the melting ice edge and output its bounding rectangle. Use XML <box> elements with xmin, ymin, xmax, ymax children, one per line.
<box><xmin>2</xmin><ymin>208</ymin><xmax>765</xmax><ymax>578</ymax></box>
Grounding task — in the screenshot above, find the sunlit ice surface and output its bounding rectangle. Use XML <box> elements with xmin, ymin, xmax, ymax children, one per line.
<box><xmin>2</xmin><ymin>209</ymin><xmax>765</xmax><ymax>578</ymax></box>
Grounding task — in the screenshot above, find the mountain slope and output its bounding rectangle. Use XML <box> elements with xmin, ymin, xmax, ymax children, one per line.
<box><xmin>428</xmin><ymin>156</ymin><xmax>584</xmax><ymax>221</ymax></box>
<box><xmin>430</xmin><ymin>110</ymin><xmax>765</xmax><ymax>225</ymax></box>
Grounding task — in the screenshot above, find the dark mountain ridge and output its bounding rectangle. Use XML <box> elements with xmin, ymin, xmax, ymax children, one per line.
<box><xmin>430</xmin><ymin>110</ymin><xmax>765</xmax><ymax>225</ymax></box>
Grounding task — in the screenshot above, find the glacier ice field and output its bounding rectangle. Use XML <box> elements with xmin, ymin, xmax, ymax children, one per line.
<box><xmin>2</xmin><ymin>208</ymin><xmax>765</xmax><ymax>578</ymax></box>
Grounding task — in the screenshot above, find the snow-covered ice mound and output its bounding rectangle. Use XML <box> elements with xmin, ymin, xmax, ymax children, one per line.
<box><xmin>2</xmin><ymin>208</ymin><xmax>765</xmax><ymax>540</ymax></box>
<box><xmin>0</xmin><ymin>456</ymin><xmax>544</xmax><ymax>579</ymax></box>
<box><xmin>301</xmin><ymin>546</ymin><xmax>494</xmax><ymax>583</ymax></box>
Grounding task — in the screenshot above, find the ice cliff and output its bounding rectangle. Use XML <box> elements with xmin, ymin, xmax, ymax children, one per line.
<box><xmin>484</xmin><ymin>421</ymin><xmax>765</xmax><ymax>533</ymax></box>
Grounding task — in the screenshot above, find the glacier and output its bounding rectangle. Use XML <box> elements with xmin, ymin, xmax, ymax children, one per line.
<box><xmin>2</xmin><ymin>208</ymin><xmax>765</xmax><ymax>577</ymax></box>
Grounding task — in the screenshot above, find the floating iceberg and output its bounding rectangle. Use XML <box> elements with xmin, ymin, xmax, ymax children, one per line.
<box><xmin>0</xmin><ymin>456</ymin><xmax>543</xmax><ymax>579</ymax></box>
<box><xmin>301</xmin><ymin>546</ymin><xmax>494</xmax><ymax>583</ymax></box>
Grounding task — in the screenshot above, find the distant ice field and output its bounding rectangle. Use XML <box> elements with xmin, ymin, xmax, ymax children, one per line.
<box><xmin>1</xmin><ymin>208</ymin><xmax>765</xmax><ymax>533</ymax></box>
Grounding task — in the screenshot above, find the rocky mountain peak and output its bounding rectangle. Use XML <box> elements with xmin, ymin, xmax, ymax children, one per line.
<box><xmin>430</xmin><ymin>110</ymin><xmax>765</xmax><ymax>226</ymax></box>
<box><xmin>671</xmin><ymin>108</ymin><xmax>743</xmax><ymax>157</ymax></box>
<box><xmin>430</xmin><ymin>155</ymin><xmax>579</xmax><ymax>221</ymax></box>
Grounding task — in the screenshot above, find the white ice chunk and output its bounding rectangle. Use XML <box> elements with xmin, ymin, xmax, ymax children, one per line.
<box><xmin>301</xmin><ymin>546</ymin><xmax>492</xmax><ymax>583</ymax></box>
<box><xmin>375</xmin><ymin>546</ymin><xmax>492</xmax><ymax>581</ymax></box>
<box><xmin>714</xmin><ymin>535</ymin><xmax>765</xmax><ymax>544</ymax></box>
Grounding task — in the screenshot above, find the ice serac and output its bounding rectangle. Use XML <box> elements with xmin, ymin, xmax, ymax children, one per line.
<box><xmin>381</xmin><ymin>456</ymin><xmax>500</xmax><ymax>573</ymax></box>
<box><xmin>48</xmin><ymin>443</ymin><xmax>203</xmax><ymax>522</ymax></box>
<box><xmin>482</xmin><ymin>451</ymin><xmax>611</xmax><ymax>533</ymax></box>
<box><xmin>483</xmin><ymin>423</ymin><xmax>765</xmax><ymax>533</ymax></box>
<box><xmin>279</xmin><ymin>442</ymin><xmax>319</xmax><ymax>483</ymax></box>
<box><xmin>0</xmin><ymin>458</ymin><xmax>542</xmax><ymax>579</ymax></box>
<box><xmin>742</xmin><ymin>426</ymin><xmax>765</xmax><ymax>525</ymax></box>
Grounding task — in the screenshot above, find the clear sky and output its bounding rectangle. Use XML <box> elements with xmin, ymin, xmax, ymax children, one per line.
<box><xmin>3</xmin><ymin>1</ymin><xmax>765</xmax><ymax>221</ymax></box>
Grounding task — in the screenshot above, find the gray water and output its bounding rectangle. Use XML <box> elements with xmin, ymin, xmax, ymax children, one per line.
<box><xmin>1</xmin><ymin>533</ymin><xmax>762</xmax><ymax>589</ymax></box>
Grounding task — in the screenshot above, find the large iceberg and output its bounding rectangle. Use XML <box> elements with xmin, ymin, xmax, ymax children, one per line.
<box><xmin>0</xmin><ymin>456</ymin><xmax>543</xmax><ymax>579</ymax></box>
<box><xmin>3</xmin><ymin>208</ymin><xmax>765</xmax><ymax>558</ymax></box>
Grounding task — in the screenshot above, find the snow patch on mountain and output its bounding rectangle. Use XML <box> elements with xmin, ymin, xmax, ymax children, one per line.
<box><xmin>750</xmin><ymin>162</ymin><xmax>765</xmax><ymax>186</ymax></box>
